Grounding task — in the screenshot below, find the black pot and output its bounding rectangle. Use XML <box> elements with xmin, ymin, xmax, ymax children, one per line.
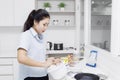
<box><xmin>54</xmin><ymin>43</ymin><xmax>63</xmax><ymax>50</ymax></box>
<box><xmin>74</xmin><ymin>73</ymin><xmax>100</xmax><ymax>80</ymax></box>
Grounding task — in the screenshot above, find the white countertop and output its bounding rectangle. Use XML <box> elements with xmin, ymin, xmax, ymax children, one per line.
<box><xmin>66</xmin><ymin>59</ymin><xmax>110</xmax><ymax>80</ymax></box>
<box><xmin>46</xmin><ymin>50</ymin><xmax>76</xmax><ymax>54</ymax></box>
<box><xmin>50</xmin><ymin>59</ymin><xmax>110</xmax><ymax>80</ymax></box>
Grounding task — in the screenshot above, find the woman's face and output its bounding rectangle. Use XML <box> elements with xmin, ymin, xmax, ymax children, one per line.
<box><xmin>34</xmin><ymin>18</ymin><xmax>50</xmax><ymax>34</ymax></box>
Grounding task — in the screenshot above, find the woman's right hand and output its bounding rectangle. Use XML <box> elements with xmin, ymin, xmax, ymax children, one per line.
<box><xmin>44</xmin><ymin>57</ymin><xmax>62</xmax><ymax>68</ymax></box>
<box><xmin>44</xmin><ymin>57</ymin><xmax>55</xmax><ymax>68</ymax></box>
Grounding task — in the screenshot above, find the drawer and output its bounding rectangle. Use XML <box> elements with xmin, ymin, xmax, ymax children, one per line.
<box><xmin>0</xmin><ymin>66</ymin><xmax>13</xmax><ymax>75</ymax></box>
<box><xmin>0</xmin><ymin>76</ymin><xmax>13</xmax><ymax>80</ymax></box>
<box><xmin>0</xmin><ymin>59</ymin><xmax>13</xmax><ymax>65</ymax></box>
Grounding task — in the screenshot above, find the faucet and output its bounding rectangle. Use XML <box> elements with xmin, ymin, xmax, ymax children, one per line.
<box><xmin>103</xmin><ymin>41</ymin><xmax>108</xmax><ymax>49</ymax></box>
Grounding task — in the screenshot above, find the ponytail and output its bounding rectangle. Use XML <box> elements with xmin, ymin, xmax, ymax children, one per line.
<box><xmin>23</xmin><ymin>9</ymin><xmax>50</xmax><ymax>32</ymax></box>
<box><xmin>23</xmin><ymin>10</ymin><xmax>36</xmax><ymax>32</ymax></box>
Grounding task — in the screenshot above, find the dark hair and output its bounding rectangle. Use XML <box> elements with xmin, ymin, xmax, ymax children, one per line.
<box><xmin>23</xmin><ymin>9</ymin><xmax>50</xmax><ymax>32</ymax></box>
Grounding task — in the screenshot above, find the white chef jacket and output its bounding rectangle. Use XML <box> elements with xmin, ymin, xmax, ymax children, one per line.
<box><xmin>17</xmin><ymin>27</ymin><xmax>47</xmax><ymax>80</ymax></box>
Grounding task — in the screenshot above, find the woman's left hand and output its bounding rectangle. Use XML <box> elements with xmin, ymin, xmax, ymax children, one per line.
<box><xmin>53</xmin><ymin>58</ymin><xmax>61</xmax><ymax>65</ymax></box>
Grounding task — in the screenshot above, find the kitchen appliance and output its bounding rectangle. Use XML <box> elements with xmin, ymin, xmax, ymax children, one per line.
<box><xmin>74</xmin><ymin>73</ymin><xmax>100</xmax><ymax>80</ymax></box>
<box><xmin>47</xmin><ymin>41</ymin><xmax>52</xmax><ymax>50</ymax></box>
<box><xmin>54</xmin><ymin>43</ymin><xmax>63</xmax><ymax>50</ymax></box>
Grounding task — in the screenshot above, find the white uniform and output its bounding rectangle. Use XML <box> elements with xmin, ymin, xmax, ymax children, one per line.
<box><xmin>17</xmin><ymin>27</ymin><xmax>47</xmax><ymax>80</ymax></box>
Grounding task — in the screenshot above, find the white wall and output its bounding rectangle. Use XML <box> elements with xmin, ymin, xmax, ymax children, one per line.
<box><xmin>111</xmin><ymin>0</ymin><xmax>120</xmax><ymax>55</ymax></box>
<box><xmin>46</xmin><ymin>30</ymin><xmax>76</xmax><ymax>47</ymax></box>
<box><xmin>0</xmin><ymin>27</ymin><xmax>21</xmax><ymax>57</ymax></box>
<box><xmin>0</xmin><ymin>28</ymin><xmax>76</xmax><ymax>57</ymax></box>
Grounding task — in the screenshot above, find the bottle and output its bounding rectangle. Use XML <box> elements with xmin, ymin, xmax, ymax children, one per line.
<box><xmin>80</xmin><ymin>44</ymin><xmax>84</xmax><ymax>56</ymax></box>
<box><xmin>86</xmin><ymin>50</ymin><xmax>98</xmax><ymax>67</ymax></box>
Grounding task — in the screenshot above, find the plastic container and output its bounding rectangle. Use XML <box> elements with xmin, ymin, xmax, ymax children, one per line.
<box><xmin>86</xmin><ymin>50</ymin><xmax>98</xmax><ymax>67</ymax></box>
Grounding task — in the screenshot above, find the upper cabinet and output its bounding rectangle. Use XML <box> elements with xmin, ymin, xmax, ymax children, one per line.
<box><xmin>0</xmin><ymin>0</ymin><xmax>78</xmax><ymax>28</ymax></box>
<box><xmin>35</xmin><ymin>0</ymin><xmax>76</xmax><ymax>30</ymax></box>
<box><xmin>0</xmin><ymin>0</ymin><xmax>35</xmax><ymax>26</ymax></box>
<box><xmin>91</xmin><ymin>0</ymin><xmax>112</xmax><ymax>51</ymax></box>
<box><xmin>14</xmin><ymin>0</ymin><xmax>35</xmax><ymax>26</ymax></box>
<box><xmin>0</xmin><ymin>0</ymin><xmax>14</xmax><ymax>26</ymax></box>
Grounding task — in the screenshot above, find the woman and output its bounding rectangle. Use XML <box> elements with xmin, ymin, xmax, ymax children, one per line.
<box><xmin>17</xmin><ymin>9</ymin><xmax>60</xmax><ymax>80</ymax></box>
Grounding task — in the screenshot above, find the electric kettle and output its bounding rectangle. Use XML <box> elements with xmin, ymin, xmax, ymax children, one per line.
<box><xmin>47</xmin><ymin>41</ymin><xmax>52</xmax><ymax>50</ymax></box>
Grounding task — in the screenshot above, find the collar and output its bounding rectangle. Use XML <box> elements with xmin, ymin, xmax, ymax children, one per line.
<box><xmin>30</xmin><ymin>27</ymin><xmax>44</xmax><ymax>42</ymax></box>
<box><xmin>30</xmin><ymin>27</ymin><xmax>38</xmax><ymax>37</ymax></box>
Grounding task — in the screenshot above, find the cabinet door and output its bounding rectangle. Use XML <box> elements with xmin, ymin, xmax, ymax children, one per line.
<box><xmin>14</xmin><ymin>0</ymin><xmax>35</xmax><ymax>26</ymax></box>
<box><xmin>0</xmin><ymin>0</ymin><xmax>14</xmax><ymax>26</ymax></box>
<box><xmin>0</xmin><ymin>59</ymin><xmax>13</xmax><ymax>80</ymax></box>
<box><xmin>13</xmin><ymin>59</ymin><xmax>19</xmax><ymax>80</ymax></box>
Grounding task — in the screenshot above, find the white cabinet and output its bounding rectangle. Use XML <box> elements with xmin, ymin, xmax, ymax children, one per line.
<box><xmin>0</xmin><ymin>76</ymin><xmax>13</xmax><ymax>80</ymax></box>
<box><xmin>0</xmin><ymin>58</ymin><xmax>19</xmax><ymax>80</ymax></box>
<box><xmin>90</xmin><ymin>0</ymin><xmax>111</xmax><ymax>51</ymax></box>
<box><xmin>0</xmin><ymin>0</ymin><xmax>14</xmax><ymax>26</ymax></box>
<box><xmin>0</xmin><ymin>0</ymin><xmax>35</xmax><ymax>26</ymax></box>
<box><xmin>14</xmin><ymin>0</ymin><xmax>35</xmax><ymax>26</ymax></box>
<box><xmin>0</xmin><ymin>58</ymin><xmax>13</xmax><ymax>80</ymax></box>
<box><xmin>13</xmin><ymin>58</ymin><xmax>19</xmax><ymax>80</ymax></box>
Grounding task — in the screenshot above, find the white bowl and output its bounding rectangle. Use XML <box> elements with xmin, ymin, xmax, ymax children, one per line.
<box><xmin>47</xmin><ymin>63</ymin><xmax>67</xmax><ymax>80</ymax></box>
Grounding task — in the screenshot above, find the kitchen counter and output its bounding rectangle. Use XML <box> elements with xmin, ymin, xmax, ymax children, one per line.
<box><xmin>49</xmin><ymin>59</ymin><xmax>110</xmax><ymax>80</ymax></box>
<box><xmin>68</xmin><ymin>59</ymin><xmax>110</xmax><ymax>80</ymax></box>
<box><xmin>85</xmin><ymin>45</ymin><xmax>120</xmax><ymax>80</ymax></box>
<box><xmin>46</xmin><ymin>50</ymin><xmax>76</xmax><ymax>54</ymax></box>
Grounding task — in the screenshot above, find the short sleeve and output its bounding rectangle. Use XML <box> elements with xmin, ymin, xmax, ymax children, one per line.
<box><xmin>17</xmin><ymin>32</ymin><xmax>30</xmax><ymax>51</ymax></box>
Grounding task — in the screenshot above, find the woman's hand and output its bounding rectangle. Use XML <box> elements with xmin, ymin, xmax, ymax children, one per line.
<box><xmin>44</xmin><ymin>57</ymin><xmax>62</xmax><ymax>68</ymax></box>
<box><xmin>53</xmin><ymin>58</ymin><xmax>61</xmax><ymax>65</ymax></box>
<box><xmin>47</xmin><ymin>57</ymin><xmax>55</xmax><ymax>61</ymax></box>
<box><xmin>44</xmin><ymin>57</ymin><xmax>55</xmax><ymax>68</ymax></box>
